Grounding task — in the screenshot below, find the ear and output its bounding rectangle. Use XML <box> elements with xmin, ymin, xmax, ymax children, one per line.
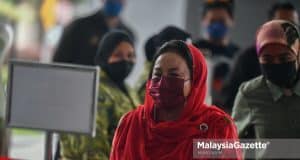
<box><xmin>201</xmin><ymin>14</ymin><xmax>210</xmax><ymax>27</ymax></box>
<box><xmin>227</xmin><ymin>18</ymin><xmax>234</xmax><ymax>27</ymax></box>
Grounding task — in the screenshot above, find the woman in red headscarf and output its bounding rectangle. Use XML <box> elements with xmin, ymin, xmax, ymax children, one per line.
<box><xmin>110</xmin><ymin>40</ymin><xmax>242</xmax><ymax>160</ymax></box>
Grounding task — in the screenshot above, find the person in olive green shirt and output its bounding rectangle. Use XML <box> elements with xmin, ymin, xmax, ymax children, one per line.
<box><xmin>0</xmin><ymin>42</ymin><xmax>10</xmax><ymax>156</ymax></box>
<box><xmin>0</xmin><ymin>62</ymin><xmax>4</xmax><ymax>155</ymax></box>
<box><xmin>0</xmin><ymin>69</ymin><xmax>9</xmax><ymax>156</ymax></box>
<box><xmin>232</xmin><ymin>20</ymin><xmax>300</xmax><ymax>159</ymax></box>
<box><xmin>0</xmin><ymin>70</ymin><xmax>6</xmax><ymax>155</ymax></box>
<box><xmin>60</xmin><ymin>31</ymin><xmax>139</xmax><ymax>160</ymax></box>
<box><xmin>137</xmin><ymin>26</ymin><xmax>191</xmax><ymax>102</ymax></box>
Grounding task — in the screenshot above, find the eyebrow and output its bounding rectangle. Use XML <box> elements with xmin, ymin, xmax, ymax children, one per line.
<box><xmin>153</xmin><ymin>66</ymin><xmax>161</xmax><ymax>71</ymax></box>
<box><xmin>129</xmin><ymin>51</ymin><xmax>135</xmax><ymax>55</ymax></box>
<box><xmin>279</xmin><ymin>52</ymin><xmax>296</xmax><ymax>57</ymax></box>
<box><xmin>261</xmin><ymin>54</ymin><xmax>272</xmax><ymax>58</ymax></box>
<box><xmin>277</xmin><ymin>54</ymin><xmax>290</xmax><ymax>57</ymax></box>
<box><xmin>153</xmin><ymin>67</ymin><xmax>181</xmax><ymax>73</ymax></box>
<box><xmin>168</xmin><ymin>68</ymin><xmax>186</xmax><ymax>76</ymax></box>
<box><xmin>168</xmin><ymin>67</ymin><xmax>179</xmax><ymax>72</ymax></box>
<box><xmin>262</xmin><ymin>52</ymin><xmax>292</xmax><ymax>57</ymax></box>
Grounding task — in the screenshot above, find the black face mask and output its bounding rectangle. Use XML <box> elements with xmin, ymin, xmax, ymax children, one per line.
<box><xmin>105</xmin><ymin>60</ymin><xmax>134</xmax><ymax>83</ymax></box>
<box><xmin>261</xmin><ymin>61</ymin><xmax>298</xmax><ymax>88</ymax></box>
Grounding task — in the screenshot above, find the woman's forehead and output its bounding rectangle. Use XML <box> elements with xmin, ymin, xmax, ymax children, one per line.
<box><xmin>154</xmin><ymin>52</ymin><xmax>188</xmax><ymax>68</ymax></box>
<box><xmin>114</xmin><ymin>41</ymin><xmax>134</xmax><ymax>51</ymax></box>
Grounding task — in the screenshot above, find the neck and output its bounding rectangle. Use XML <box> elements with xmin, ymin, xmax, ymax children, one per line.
<box><xmin>207</xmin><ymin>37</ymin><xmax>229</xmax><ymax>46</ymax></box>
<box><xmin>284</xmin><ymin>71</ymin><xmax>300</xmax><ymax>90</ymax></box>
<box><xmin>105</xmin><ymin>16</ymin><xmax>119</xmax><ymax>28</ymax></box>
<box><xmin>154</xmin><ymin>106</ymin><xmax>184</xmax><ymax>122</ymax></box>
<box><xmin>283</xmin><ymin>88</ymin><xmax>293</xmax><ymax>96</ymax></box>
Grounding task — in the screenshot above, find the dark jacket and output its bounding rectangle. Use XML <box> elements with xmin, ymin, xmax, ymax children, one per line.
<box><xmin>221</xmin><ymin>45</ymin><xmax>261</xmax><ymax>113</ymax></box>
<box><xmin>194</xmin><ymin>39</ymin><xmax>239</xmax><ymax>58</ymax></box>
<box><xmin>53</xmin><ymin>10</ymin><xmax>135</xmax><ymax>65</ymax></box>
<box><xmin>193</xmin><ymin>39</ymin><xmax>239</xmax><ymax>106</ymax></box>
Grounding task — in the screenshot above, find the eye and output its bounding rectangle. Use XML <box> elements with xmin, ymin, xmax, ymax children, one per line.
<box><xmin>168</xmin><ymin>72</ymin><xmax>180</xmax><ymax>77</ymax></box>
<box><xmin>153</xmin><ymin>73</ymin><xmax>161</xmax><ymax>77</ymax></box>
<box><xmin>152</xmin><ymin>71</ymin><xmax>161</xmax><ymax>78</ymax></box>
<box><xmin>279</xmin><ymin>56</ymin><xmax>290</xmax><ymax>63</ymax></box>
<box><xmin>128</xmin><ymin>52</ymin><xmax>135</xmax><ymax>59</ymax></box>
<box><xmin>151</xmin><ymin>77</ymin><xmax>161</xmax><ymax>83</ymax></box>
<box><xmin>279</xmin><ymin>53</ymin><xmax>296</xmax><ymax>63</ymax></box>
<box><xmin>261</xmin><ymin>55</ymin><xmax>273</xmax><ymax>63</ymax></box>
<box><xmin>113</xmin><ymin>52</ymin><xmax>123</xmax><ymax>58</ymax></box>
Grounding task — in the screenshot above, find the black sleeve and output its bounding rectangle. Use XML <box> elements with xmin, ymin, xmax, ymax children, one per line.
<box><xmin>53</xmin><ymin>21</ymin><xmax>78</xmax><ymax>63</ymax></box>
<box><xmin>221</xmin><ymin>49</ymin><xmax>253</xmax><ymax>112</ymax></box>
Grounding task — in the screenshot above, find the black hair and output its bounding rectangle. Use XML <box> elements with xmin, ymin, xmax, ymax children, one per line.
<box><xmin>144</xmin><ymin>26</ymin><xmax>191</xmax><ymax>62</ymax></box>
<box><xmin>280</xmin><ymin>21</ymin><xmax>300</xmax><ymax>47</ymax></box>
<box><xmin>202</xmin><ymin>0</ymin><xmax>235</xmax><ymax>18</ymax></box>
<box><xmin>268</xmin><ymin>2</ymin><xmax>296</xmax><ymax>20</ymax></box>
<box><xmin>148</xmin><ymin>40</ymin><xmax>193</xmax><ymax>80</ymax></box>
<box><xmin>94</xmin><ymin>30</ymin><xmax>134</xmax><ymax>68</ymax></box>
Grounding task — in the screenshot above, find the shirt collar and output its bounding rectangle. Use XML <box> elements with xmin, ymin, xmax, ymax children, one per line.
<box><xmin>266</xmin><ymin>79</ymin><xmax>300</xmax><ymax>101</ymax></box>
<box><xmin>293</xmin><ymin>79</ymin><xmax>300</xmax><ymax>97</ymax></box>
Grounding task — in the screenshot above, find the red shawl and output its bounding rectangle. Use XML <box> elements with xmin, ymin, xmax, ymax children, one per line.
<box><xmin>110</xmin><ymin>44</ymin><xmax>242</xmax><ymax>160</ymax></box>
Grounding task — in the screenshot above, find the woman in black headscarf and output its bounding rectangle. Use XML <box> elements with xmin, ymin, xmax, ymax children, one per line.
<box><xmin>95</xmin><ymin>30</ymin><xmax>136</xmax><ymax>92</ymax></box>
<box><xmin>60</xmin><ymin>31</ymin><xmax>140</xmax><ymax>160</ymax></box>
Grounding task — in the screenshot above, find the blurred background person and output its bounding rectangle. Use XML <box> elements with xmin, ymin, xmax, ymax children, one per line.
<box><xmin>0</xmin><ymin>1</ymin><xmax>44</xmax><ymax>158</ymax></box>
<box><xmin>0</xmin><ymin>22</ymin><xmax>13</xmax><ymax>156</ymax></box>
<box><xmin>222</xmin><ymin>1</ymin><xmax>299</xmax><ymax>113</ymax></box>
<box><xmin>60</xmin><ymin>31</ymin><xmax>139</xmax><ymax>160</ymax></box>
<box><xmin>193</xmin><ymin>0</ymin><xmax>239</xmax><ymax>106</ymax></box>
<box><xmin>14</xmin><ymin>0</ymin><xmax>41</xmax><ymax>61</ymax></box>
<box><xmin>137</xmin><ymin>26</ymin><xmax>191</xmax><ymax>101</ymax></box>
<box><xmin>232</xmin><ymin>20</ymin><xmax>300</xmax><ymax>159</ymax></box>
<box><xmin>40</xmin><ymin>0</ymin><xmax>74</xmax><ymax>63</ymax></box>
<box><xmin>53</xmin><ymin>0</ymin><xmax>135</xmax><ymax>65</ymax></box>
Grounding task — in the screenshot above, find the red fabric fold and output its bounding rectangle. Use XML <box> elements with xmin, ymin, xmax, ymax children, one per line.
<box><xmin>110</xmin><ymin>44</ymin><xmax>242</xmax><ymax>160</ymax></box>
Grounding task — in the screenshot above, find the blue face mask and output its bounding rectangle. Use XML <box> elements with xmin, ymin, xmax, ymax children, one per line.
<box><xmin>206</xmin><ymin>21</ymin><xmax>228</xmax><ymax>40</ymax></box>
<box><xmin>104</xmin><ymin>0</ymin><xmax>123</xmax><ymax>17</ymax></box>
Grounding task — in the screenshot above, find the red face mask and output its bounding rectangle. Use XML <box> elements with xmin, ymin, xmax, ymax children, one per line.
<box><xmin>149</xmin><ymin>76</ymin><xmax>185</xmax><ymax>109</ymax></box>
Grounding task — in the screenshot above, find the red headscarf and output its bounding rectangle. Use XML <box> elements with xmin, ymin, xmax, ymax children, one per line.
<box><xmin>110</xmin><ymin>44</ymin><xmax>241</xmax><ymax>160</ymax></box>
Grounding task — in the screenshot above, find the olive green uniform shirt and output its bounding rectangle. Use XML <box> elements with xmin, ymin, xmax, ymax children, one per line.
<box><xmin>232</xmin><ymin>75</ymin><xmax>300</xmax><ymax>139</ymax></box>
<box><xmin>60</xmin><ymin>71</ymin><xmax>140</xmax><ymax>160</ymax></box>
<box><xmin>0</xmin><ymin>75</ymin><xmax>5</xmax><ymax>152</ymax></box>
<box><xmin>0</xmin><ymin>66</ymin><xmax>8</xmax><ymax>155</ymax></box>
<box><xmin>136</xmin><ymin>62</ymin><xmax>151</xmax><ymax>102</ymax></box>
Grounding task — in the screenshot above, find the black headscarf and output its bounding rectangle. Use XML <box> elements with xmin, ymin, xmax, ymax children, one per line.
<box><xmin>144</xmin><ymin>26</ymin><xmax>191</xmax><ymax>62</ymax></box>
<box><xmin>95</xmin><ymin>31</ymin><xmax>134</xmax><ymax>92</ymax></box>
<box><xmin>95</xmin><ymin>30</ymin><xmax>134</xmax><ymax>68</ymax></box>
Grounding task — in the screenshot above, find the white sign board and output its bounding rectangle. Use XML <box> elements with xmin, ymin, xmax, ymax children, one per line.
<box><xmin>6</xmin><ymin>60</ymin><xmax>99</xmax><ymax>136</ymax></box>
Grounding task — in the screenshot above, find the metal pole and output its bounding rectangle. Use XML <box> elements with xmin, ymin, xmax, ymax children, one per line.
<box><xmin>44</xmin><ymin>132</ymin><xmax>53</xmax><ymax>160</ymax></box>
